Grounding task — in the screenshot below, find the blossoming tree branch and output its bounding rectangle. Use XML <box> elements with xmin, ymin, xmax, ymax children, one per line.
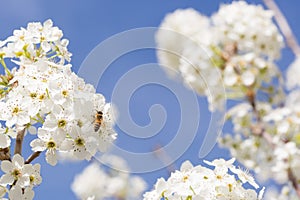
<box><xmin>154</xmin><ymin>1</ymin><xmax>300</xmax><ymax>199</ymax></box>
<box><xmin>0</xmin><ymin>19</ymin><xmax>117</xmax><ymax>199</ymax></box>
<box><xmin>0</xmin><ymin>0</ymin><xmax>299</xmax><ymax>200</ymax></box>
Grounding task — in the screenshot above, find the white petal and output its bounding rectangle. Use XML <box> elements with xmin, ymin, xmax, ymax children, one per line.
<box><xmin>43</xmin><ymin>19</ymin><xmax>53</xmax><ymax>28</ymax></box>
<box><xmin>18</xmin><ymin>175</ymin><xmax>30</xmax><ymax>188</ymax></box>
<box><xmin>30</xmin><ymin>139</ymin><xmax>46</xmax><ymax>152</ymax></box>
<box><xmin>46</xmin><ymin>149</ymin><xmax>57</xmax><ymax>166</ymax></box>
<box><xmin>0</xmin><ymin>134</ymin><xmax>10</xmax><ymax>148</ymax></box>
<box><xmin>60</xmin><ymin>139</ymin><xmax>73</xmax><ymax>151</ymax></box>
<box><xmin>0</xmin><ymin>174</ymin><xmax>14</xmax><ymax>185</ymax></box>
<box><xmin>8</xmin><ymin>186</ymin><xmax>22</xmax><ymax>200</ymax></box>
<box><xmin>241</xmin><ymin>71</ymin><xmax>255</xmax><ymax>86</ymax></box>
<box><xmin>180</xmin><ymin>160</ymin><xmax>193</xmax><ymax>171</ymax></box>
<box><xmin>0</xmin><ymin>185</ymin><xmax>7</xmax><ymax>197</ymax></box>
<box><xmin>24</xmin><ymin>187</ymin><xmax>34</xmax><ymax>200</ymax></box>
<box><xmin>28</xmin><ymin>126</ymin><xmax>37</xmax><ymax>135</ymax></box>
<box><xmin>12</xmin><ymin>154</ymin><xmax>24</xmax><ymax>168</ymax></box>
<box><xmin>1</xmin><ymin>161</ymin><xmax>12</xmax><ymax>173</ymax></box>
<box><xmin>258</xmin><ymin>187</ymin><xmax>265</xmax><ymax>200</ymax></box>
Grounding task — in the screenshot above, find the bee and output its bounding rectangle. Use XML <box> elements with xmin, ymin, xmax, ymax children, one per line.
<box><xmin>94</xmin><ymin>111</ymin><xmax>103</xmax><ymax>132</ymax></box>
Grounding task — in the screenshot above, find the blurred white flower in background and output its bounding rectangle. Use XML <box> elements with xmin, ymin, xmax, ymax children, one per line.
<box><xmin>155</xmin><ymin>1</ymin><xmax>284</xmax><ymax>111</ymax></box>
<box><xmin>71</xmin><ymin>154</ymin><xmax>147</xmax><ymax>200</ymax></box>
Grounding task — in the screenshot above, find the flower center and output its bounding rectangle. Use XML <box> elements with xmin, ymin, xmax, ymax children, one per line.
<box><xmin>47</xmin><ymin>141</ymin><xmax>56</xmax><ymax>149</ymax></box>
<box><xmin>30</xmin><ymin>92</ymin><xmax>37</xmax><ymax>99</ymax></box>
<box><xmin>58</xmin><ymin>119</ymin><xmax>66</xmax><ymax>128</ymax></box>
<box><xmin>61</xmin><ymin>90</ymin><xmax>68</xmax><ymax>97</ymax></box>
<box><xmin>183</xmin><ymin>175</ymin><xmax>189</xmax><ymax>182</ymax></box>
<box><xmin>39</xmin><ymin>94</ymin><xmax>46</xmax><ymax>101</ymax></box>
<box><xmin>12</xmin><ymin>107</ymin><xmax>20</xmax><ymax>114</ymax></box>
<box><xmin>12</xmin><ymin>169</ymin><xmax>21</xmax><ymax>179</ymax></box>
<box><xmin>75</xmin><ymin>138</ymin><xmax>84</xmax><ymax>146</ymax></box>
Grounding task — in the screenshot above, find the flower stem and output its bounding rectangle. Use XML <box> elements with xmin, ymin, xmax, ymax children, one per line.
<box><xmin>288</xmin><ymin>168</ymin><xmax>300</xmax><ymax>197</ymax></box>
<box><xmin>25</xmin><ymin>151</ymin><xmax>42</xmax><ymax>164</ymax></box>
<box><xmin>14</xmin><ymin>129</ymin><xmax>25</xmax><ymax>155</ymax></box>
<box><xmin>263</xmin><ymin>0</ymin><xmax>300</xmax><ymax>56</ymax></box>
<box><xmin>0</xmin><ymin>59</ymin><xmax>11</xmax><ymax>76</ymax></box>
<box><xmin>247</xmin><ymin>91</ymin><xmax>300</xmax><ymax>197</ymax></box>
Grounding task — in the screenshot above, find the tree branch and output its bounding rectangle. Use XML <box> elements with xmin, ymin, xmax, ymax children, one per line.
<box><xmin>25</xmin><ymin>151</ymin><xmax>42</xmax><ymax>164</ymax></box>
<box><xmin>288</xmin><ymin>168</ymin><xmax>300</xmax><ymax>197</ymax></box>
<box><xmin>263</xmin><ymin>0</ymin><xmax>300</xmax><ymax>56</ymax></box>
<box><xmin>153</xmin><ymin>144</ymin><xmax>176</xmax><ymax>174</ymax></box>
<box><xmin>247</xmin><ymin>90</ymin><xmax>300</xmax><ymax>197</ymax></box>
<box><xmin>0</xmin><ymin>147</ymin><xmax>10</xmax><ymax>161</ymax></box>
<box><xmin>14</xmin><ymin>128</ymin><xmax>25</xmax><ymax>155</ymax></box>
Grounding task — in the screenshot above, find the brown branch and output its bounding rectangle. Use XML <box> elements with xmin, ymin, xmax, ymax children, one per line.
<box><xmin>0</xmin><ymin>147</ymin><xmax>11</xmax><ymax>161</ymax></box>
<box><xmin>14</xmin><ymin>128</ymin><xmax>25</xmax><ymax>155</ymax></box>
<box><xmin>263</xmin><ymin>0</ymin><xmax>300</xmax><ymax>56</ymax></box>
<box><xmin>25</xmin><ymin>151</ymin><xmax>42</xmax><ymax>164</ymax></box>
<box><xmin>260</xmin><ymin>1</ymin><xmax>300</xmax><ymax>193</ymax></box>
<box><xmin>288</xmin><ymin>168</ymin><xmax>300</xmax><ymax>197</ymax></box>
<box><xmin>247</xmin><ymin>90</ymin><xmax>300</xmax><ymax>197</ymax></box>
<box><xmin>247</xmin><ymin>89</ymin><xmax>273</xmax><ymax>146</ymax></box>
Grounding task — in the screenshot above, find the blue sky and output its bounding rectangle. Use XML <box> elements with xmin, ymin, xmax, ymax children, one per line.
<box><xmin>1</xmin><ymin>0</ymin><xmax>300</xmax><ymax>199</ymax></box>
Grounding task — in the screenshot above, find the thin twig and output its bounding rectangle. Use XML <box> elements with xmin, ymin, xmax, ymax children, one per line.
<box><xmin>25</xmin><ymin>151</ymin><xmax>42</xmax><ymax>164</ymax></box>
<box><xmin>263</xmin><ymin>0</ymin><xmax>300</xmax><ymax>196</ymax></box>
<box><xmin>248</xmin><ymin>90</ymin><xmax>300</xmax><ymax>197</ymax></box>
<box><xmin>263</xmin><ymin>0</ymin><xmax>300</xmax><ymax>56</ymax></box>
<box><xmin>153</xmin><ymin>144</ymin><xmax>176</xmax><ymax>174</ymax></box>
<box><xmin>14</xmin><ymin>128</ymin><xmax>25</xmax><ymax>155</ymax></box>
<box><xmin>247</xmin><ymin>91</ymin><xmax>275</xmax><ymax>147</ymax></box>
<box><xmin>288</xmin><ymin>168</ymin><xmax>300</xmax><ymax>197</ymax></box>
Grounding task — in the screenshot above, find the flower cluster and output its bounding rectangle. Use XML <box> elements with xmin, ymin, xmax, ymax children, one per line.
<box><xmin>0</xmin><ymin>20</ymin><xmax>117</xmax><ymax>167</ymax></box>
<box><xmin>156</xmin><ymin>1</ymin><xmax>284</xmax><ymax>111</ymax></box>
<box><xmin>0</xmin><ymin>154</ymin><xmax>41</xmax><ymax>199</ymax></box>
<box><xmin>212</xmin><ymin>1</ymin><xmax>283</xmax><ymax>59</ymax></box>
<box><xmin>220</xmin><ymin>91</ymin><xmax>300</xmax><ymax>191</ymax></box>
<box><xmin>71</xmin><ymin>154</ymin><xmax>147</xmax><ymax>200</ymax></box>
<box><xmin>264</xmin><ymin>185</ymin><xmax>300</xmax><ymax>200</ymax></box>
<box><xmin>143</xmin><ymin>158</ymin><xmax>264</xmax><ymax>200</ymax></box>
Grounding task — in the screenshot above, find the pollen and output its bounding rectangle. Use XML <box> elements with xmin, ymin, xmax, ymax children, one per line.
<box><xmin>228</xmin><ymin>183</ymin><xmax>233</xmax><ymax>192</ymax></box>
<box><xmin>58</xmin><ymin>119</ymin><xmax>67</xmax><ymax>128</ymax></box>
<box><xmin>30</xmin><ymin>92</ymin><xmax>37</xmax><ymax>99</ymax></box>
<box><xmin>77</xmin><ymin>120</ymin><xmax>83</xmax><ymax>127</ymax></box>
<box><xmin>61</xmin><ymin>90</ymin><xmax>68</xmax><ymax>97</ymax></box>
<box><xmin>12</xmin><ymin>107</ymin><xmax>20</xmax><ymax>114</ymax></box>
<box><xmin>182</xmin><ymin>175</ymin><xmax>189</xmax><ymax>182</ymax></box>
<box><xmin>216</xmin><ymin>175</ymin><xmax>222</xmax><ymax>180</ymax></box>
<box><xmin>47</xmin><ymin>141</ymin><xmax>56</xmax><ymax>149</ymax></box>
<box><xmin>39</xmin><ymin>94</ymin><xmax>45</xmax><ymax>101</ymax></box>
<box><xmin>75</xmin><ymin>138</ymin><xmax>85</xmax><ymax>146</ymax></box>
<box><xmin>12</xmin><ymin>169</ymin><xmax>21</xmax><ymax>179</ymax></box>
<box><xmin>30</xmin><ymin>175</ymin><xmax>35</xmax><ymax>183</ymax></box>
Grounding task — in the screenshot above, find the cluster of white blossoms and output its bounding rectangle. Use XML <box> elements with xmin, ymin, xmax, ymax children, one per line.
<box><xmin>212</xmin><ymin>1</ymin><xmax>283</xmax><ymax>59</ymax></box>
<box><xmin>71</xmin><ymin>154</ymin><xmax>147</xmax><ymax>200</ymax></box>
<box><xmin>0</xmin><ymin>19</ymin><xmax>117</xmax><ymax>165</ymax></box>
<box><xmin>0</xmin><ymin>20</ymin><xmax>117</xmax><ymax>199</ymax></box>
<box><xmin>0</xmin><ymin>154</ymin><xmax>41</xmax><ymax>199</ymax></box>
<box><xmin>220</xmin><ymin>91</ymin><xmax>300</xmax><ymax>194</ymax></box>
<box><xmin>143</xmin><ymin>158</ymin><xmax>264</xmax><ymax>200</ymax></box>
<box><xmin>264</xmin><ymin>185</ymin><xmax>300</xmax><ymax>200</ymax></box>
<box><xmin>156</xmin><ymin>1</ymin><xmax>284</xmax><ymax>111</ymax></box>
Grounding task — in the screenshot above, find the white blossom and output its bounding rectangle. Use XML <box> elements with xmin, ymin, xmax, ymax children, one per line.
<box><xmin>143</xmin><ymin>159</ymin><xmax>264</xmax><ymax>200</ymax></box>
<box><xmin>71</xmin><ymin>155</ymin><xmax>147</xmax><ymax>200</ymax></box>
<box><xmin>286</xmin><ymin>57</ymin><xmax>300</xmax><ymax>90</ymax></box>
<box><xmin>212</xmin><ymin>1</ymin><xmax>283</xmax><ymax>59</ymax></box>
